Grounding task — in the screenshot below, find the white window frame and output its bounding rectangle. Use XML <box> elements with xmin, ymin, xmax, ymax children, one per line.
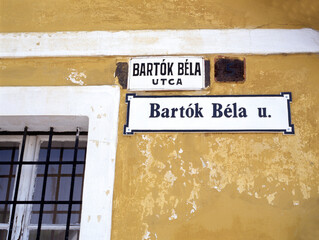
<box><xmin>0</xmin><ymin>86</ymin><xmax>120</xmax><ymax>240</ymax></box>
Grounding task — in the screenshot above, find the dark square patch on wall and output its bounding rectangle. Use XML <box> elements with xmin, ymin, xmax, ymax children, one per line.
<box><xmin>214</xmin><ymin>57</ymin><xmax>245</xmax><ymax>82</ymax></box>
<box><xmin>115</xmin><ymin>62</ymin><xmax>128</xmax><ymax>89</ymax></box>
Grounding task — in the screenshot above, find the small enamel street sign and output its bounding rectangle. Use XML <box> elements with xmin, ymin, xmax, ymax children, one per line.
<box><xmin>128</xmin><ymin>56</ymin><xmax>205</xmax><ymax>91</ymax></box>
<box><xmin>124</xmin><ymin>93</ymin><xmax>294</xmax><ymax>135</ymax></box>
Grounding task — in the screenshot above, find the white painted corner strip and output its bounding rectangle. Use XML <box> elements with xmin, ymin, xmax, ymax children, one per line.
<box><xmin>1</xmin><ymin>29</ymin><xmax>319</xmax><ymax>58</ymax></box>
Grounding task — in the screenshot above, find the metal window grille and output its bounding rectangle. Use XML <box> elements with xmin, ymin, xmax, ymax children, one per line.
<box><xmin>0</xmin><ymin>127</ymin><xmax>88</xmax><ymax>240</ymax></box>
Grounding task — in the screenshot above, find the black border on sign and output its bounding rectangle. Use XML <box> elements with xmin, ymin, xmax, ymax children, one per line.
<box><xmin>123</xmin><ymin>92</ymin><xmax>294</xmax><ymax>135</ymax></box>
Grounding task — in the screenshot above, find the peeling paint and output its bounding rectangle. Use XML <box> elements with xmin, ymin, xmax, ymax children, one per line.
<box><xmin>90</xmin><ymin>140</ymin><xmax>99</xmax><ymax>148</ymax></box>
<box><xmin>188</xmin><ymin>162</ymin><xmax>199</xmax><ymax>175</ymax></box>
<box><xmin>168</xmin><ymin>209</ymin><xmax>178</xmax><ymax>220</ymax></box>
<box><xmin>200</xmin><ymin>158</ymin><xmax>206</xmax><ymax>168</ymax></box>
<box><xmin>188</xmin><ymin>201</ymin><xmax>197</xmax><ymax>214</ymax></box>
<box><xmin>66</xmin><ymin>68</ymin><xmax>86</xmax><ymax>85</ymax></box>
<box><xmin>142</xmin><ymin>224</ymin><xmax>151</xmax><ymax>240</ymax></box>
<box><xmin>266</xmin><ymin>192</ymin><xmax>277</xmax><ymax>205</ymax></box>
<box><xmin>164</xmin><ymin>171</ymin><xmax>177</xmax><ymax>186</ymax></box>
<box><xmin>300</xmin><ymin>183</ymin><xmax>311</xmax><ymax>199</ymax></box>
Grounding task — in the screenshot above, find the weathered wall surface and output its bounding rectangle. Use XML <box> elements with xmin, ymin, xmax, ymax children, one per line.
<box><xmin>0</xmin><ymin>0</ymin><xmax>319</xmax><ymax>32</ymax></box>
<box><xmin>1</xmin><ymin>54</ymin><xmax>319</xmax><ymax>239</ymax></box>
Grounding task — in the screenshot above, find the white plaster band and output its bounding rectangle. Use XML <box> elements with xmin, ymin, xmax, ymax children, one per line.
<box><xmin>1</xmin><ymin>29</ymin><xmax>319</xmax><ymax>58</ymax></box>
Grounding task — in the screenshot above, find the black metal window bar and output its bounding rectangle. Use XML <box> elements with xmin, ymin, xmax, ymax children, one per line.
<box><xmin>0</xmin><ymin>127</ymin><xmax>87</xmax><ymax>240</ymax></box>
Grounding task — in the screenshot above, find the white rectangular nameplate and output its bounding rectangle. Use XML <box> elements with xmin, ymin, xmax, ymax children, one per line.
<box><xmin>128</xmin><ymin>56</ymin><xmax>205</xmax><ymax>91</ymax></box>
<box><xmin>124</xmin><ymin>93</ymin><xmax>294</xmax><ymax>135</ymax></box>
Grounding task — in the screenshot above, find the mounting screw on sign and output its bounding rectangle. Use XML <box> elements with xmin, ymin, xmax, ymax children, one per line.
<box><xmin>214</xmin><ymin>57</ymin><xmax>245</xmax><ymax>82</ymax></box>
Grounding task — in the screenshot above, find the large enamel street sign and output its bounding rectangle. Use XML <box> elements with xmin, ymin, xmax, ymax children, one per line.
<box><xmin>124</xmin><ymin>93</ymin><xmax>294</xmax><ymax>135</ymax></box>
<box><xmin>128</xmin><ymin>56</ymin><xmax>205</xmax><ymax>91</ymax></box>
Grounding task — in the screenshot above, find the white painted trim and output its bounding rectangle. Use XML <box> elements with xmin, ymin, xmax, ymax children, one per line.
<box><xmin>0</xmin><ymin>136</ymin><xmax>22</xmax><ymax>143</ymax></box>
<box><xmin>0</xmin><ymin>224</ymin><xmax>8</xmax><ymax>230</ymax></box>
<box><xmin>28</xmin><ymin>225</ymin><xmax>80</xmax><ymax>230</ymax></box>
<box><xmin>0</xmin><ymin>86</ymin><xmax>120</xmax><ymax>240</ymax></box>
<box><xmin>12</xmin><ymin>136</ymin><xmax>38</xmax><ymax>240</ymax></box>
<box><xmin>0</xmin><ymin>29</ymin><xmax>319</xmax><ymax>58</ymax></box>
<box><xmin>37</xmin><ymin>135</ymin><xmax>88</xmax><ymax>143</ymax></box>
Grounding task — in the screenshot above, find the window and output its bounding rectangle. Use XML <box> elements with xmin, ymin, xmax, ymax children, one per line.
<box><xmin>0</xmin><ymin>86</ymin><xmax>120</xmax><ymax>240</ymax></box>
<box><xmin>0</xmin><ymin>128</ymin><xmax>87</xmax><ymax>240</ymax></box>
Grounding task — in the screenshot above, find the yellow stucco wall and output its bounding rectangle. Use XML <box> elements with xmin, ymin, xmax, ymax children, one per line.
<box><xmin>1</xmin><ymin>0</ymin><xmax>319</xmax><ymax>32</ymax></box>
<box><xmin>1</xmin><ymin>54</ymin><xmax>319</xmax><ymax>239</ymax></box>
<box><xmin>1</xmin><ymin>0</ymin><xmax>319</xmax><ymax>239</ymax></box>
